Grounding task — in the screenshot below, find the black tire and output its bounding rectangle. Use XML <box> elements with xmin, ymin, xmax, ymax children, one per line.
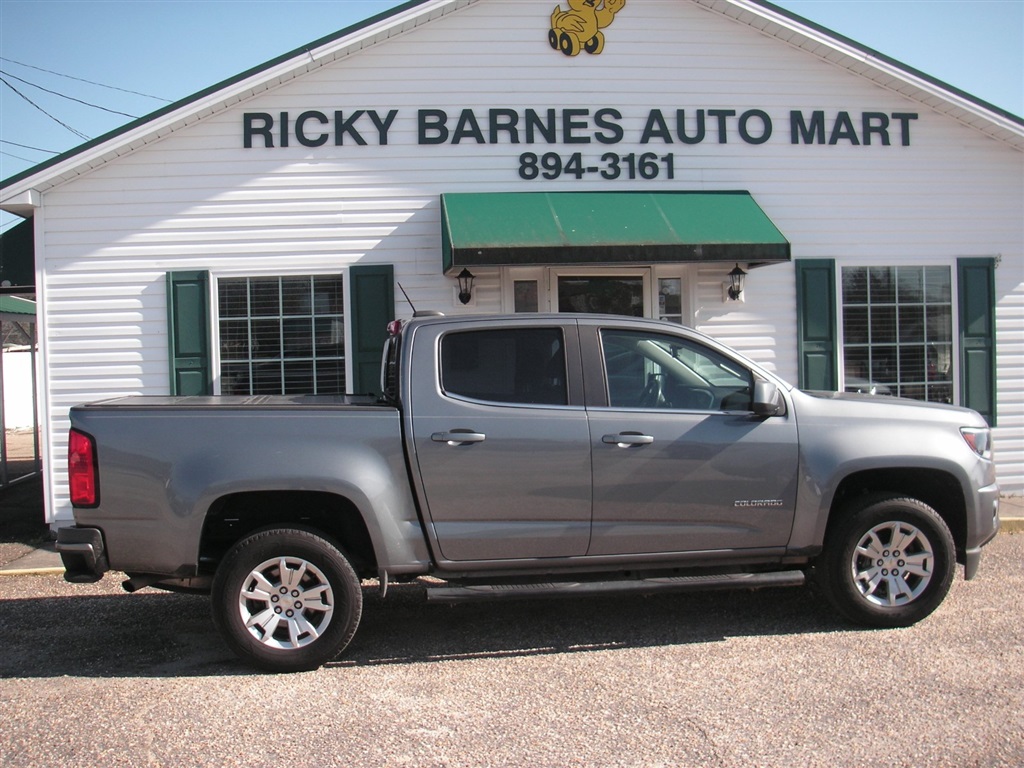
<box><xmin>211</xmin><ymin>527</ymin><xmax>362</xmax><ymax>673</ymax></box>
<box><xmin>817</xmin><ymin>495</ymin><xmax>955</xmax><ymax>628</ymax></box>
<box><xmin>559</xmin><ymin>31</ymin><xmax>578</xmax><ymax>56</ymax></box>
<box><xmin>584</xmin><ymin>31</ymin><xmax>605</xmax><ymax>55</ymax></box>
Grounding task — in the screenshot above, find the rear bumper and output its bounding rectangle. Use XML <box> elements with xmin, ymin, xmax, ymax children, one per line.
<box><xmin>56</xmin><ymin>526</ymin><xmax>108</xmax><ymax>583</ymax></box>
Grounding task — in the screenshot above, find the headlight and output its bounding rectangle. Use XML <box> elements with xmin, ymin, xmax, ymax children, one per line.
<box><xmin>960</xmin><ymin>427</ymin><xmax>992</xmax><ymax>459</ymax></box>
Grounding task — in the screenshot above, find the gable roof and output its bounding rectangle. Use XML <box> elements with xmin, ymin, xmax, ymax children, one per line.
<box><xmin>2</xmin><ymin>0</ymin><xmax>1021</xmax><ymax>214</ymax></box>
<box><xmin>707</xmin><ymin>0</ymin><xmax>1023</xmax><ymax>144</ymax></box>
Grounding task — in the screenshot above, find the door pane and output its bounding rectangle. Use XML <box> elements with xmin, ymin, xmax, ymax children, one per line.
<box><xmin>658</xmin><ymin>278</ymin><xmax>682</xmax><ymax>323</ymax></box>
<box><xmin>558</xmin><ymin>276</ymin><xmax>644</xmax><ymax>316</ymax></box>
<box><xmin>514</xmin><ymin>280</ymin><xmax>539</xmax><ymax>312</ymax></box>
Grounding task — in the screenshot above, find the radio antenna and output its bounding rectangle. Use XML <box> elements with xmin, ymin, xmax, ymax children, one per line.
<box><xmin>397</xmin><ymin>282</ymin><xmax>417</xmax><ymax>314</ymax></box>
<box><xmin>396</xmin><ymin>282</ymin><xmax>444</xmax><ymax>318</ymax></box>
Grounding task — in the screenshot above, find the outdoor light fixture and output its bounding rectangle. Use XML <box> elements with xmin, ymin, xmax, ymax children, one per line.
<box><xmin>456</xmin><ymin>268</ymin><xmax>475</xmax><ymax>305</ymax></box>
<box><xmin>727</xmin><ymin>264</ymin><xmax>747</xmax><ymax>301</ymax></box>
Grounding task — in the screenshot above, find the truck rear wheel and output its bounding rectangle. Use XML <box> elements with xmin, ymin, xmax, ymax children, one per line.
<box><xmin>817</xmin><ymin>495</ymin><xmax>955</xmax><ymax>628</ymax></box>
<box><xmin>211</xmin><ymin>528</ymin><xmax>362</xmax><ymax>672</ymax></box>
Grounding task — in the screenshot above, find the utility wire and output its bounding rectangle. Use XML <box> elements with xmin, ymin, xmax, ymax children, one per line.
<box><xmin>0</xmin><ymin>75</ymin><xmax>90</xmax><ymax>140</ymax></box>
<box><xmin>0</xmin><ymin>139</ymin><xmax>60</xmax><ymax>154</ymax></box>
<box><xmin>1</xmin><ymin>148</ymin><xmax>38</xmax><ymax>163</ymax></box>
<box><xmin>0</xmin><ymin>69</ymin><xmax>139</xmax><ymax>118</ymax></box>
<box><xmin>0</xmin><ymin>56</ymin><xmax>172</xmax><ymax>103</ymax></box>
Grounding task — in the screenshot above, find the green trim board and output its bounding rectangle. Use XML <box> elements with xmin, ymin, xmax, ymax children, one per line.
<box><xmin>349</xmin><ymin>264</ymin><xmax>395</xmax><ymax>395</ymax></box>
<box><xmin>957</xmin><ymin>258</ymin><xmax>997</xmax><ymax>426</ymax></box>
<box><xmin>167</xmin><ymin>271</ymin><xmax>213</xmax><ymax>396</ymax></box>
<box><xmin>441</xmin><ymin>191</ymin><xmax>790</xmax><ymax>272</ymax></box>
<box><xmin>794</xmin><ymin>259</ymin><xmax>838</xmax><ymax>391</ymax></box>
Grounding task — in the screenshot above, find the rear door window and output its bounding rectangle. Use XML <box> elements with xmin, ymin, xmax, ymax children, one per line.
<box><xmin>440</xmin><ymin>328</ymin><xmax>568</xmax><ymax>406</ymax></box>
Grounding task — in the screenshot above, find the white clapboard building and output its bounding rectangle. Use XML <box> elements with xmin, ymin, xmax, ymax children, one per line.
<box><xmin>1</xmin><ymin>0</ymin><xmax>1021</xmax><ymax>526</ymax></box>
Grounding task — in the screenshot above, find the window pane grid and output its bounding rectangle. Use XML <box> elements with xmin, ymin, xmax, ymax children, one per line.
<box><xmin>218</xmin><ymin>275</ymin><xmax>345</xmax><ymax>396</ymax></box>
<box><xmin>842</xmin><ymin>266</ymin><xmax>952</xmax><ymax>403</ymax></box>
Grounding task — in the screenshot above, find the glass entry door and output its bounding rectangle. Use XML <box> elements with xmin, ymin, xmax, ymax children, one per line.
<box><xmin>555</xmin><ymin>272</ymin><xmax>648</xmax><ymax>317</ymax></box>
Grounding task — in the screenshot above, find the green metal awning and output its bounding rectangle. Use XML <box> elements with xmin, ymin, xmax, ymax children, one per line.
<box><xmin>441</xmin><ymin>191</ymin><xmax>790</xmax><ymax>273</ymax></box>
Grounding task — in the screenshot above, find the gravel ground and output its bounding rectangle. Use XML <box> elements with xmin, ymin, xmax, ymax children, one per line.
<box><xmin>1</xmin><ymin>532</ymin><xmax>1022</xmax><ymax>767</ymax></box>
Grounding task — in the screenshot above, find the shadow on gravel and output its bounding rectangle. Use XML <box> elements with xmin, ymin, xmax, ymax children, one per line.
<box><xmin>0</xmin><ymin>579</ymin><xmax>849</xmax><ymax>679</ymax></box>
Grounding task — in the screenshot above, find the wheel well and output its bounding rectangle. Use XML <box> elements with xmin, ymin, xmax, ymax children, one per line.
<box><xmin>199</xmin><ymin>491</ymin><xmax>377</xmax><ymax>578</ymax></box>
<box><xmin>829</xmin><ymin>469</ymin><xmax>967</xmax><ymax>559</ymax></box>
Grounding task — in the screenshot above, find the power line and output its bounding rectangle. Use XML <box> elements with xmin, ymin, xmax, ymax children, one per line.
<box><xmin>0</xmin><ymin>56</ymin><xmax>172</xmax><ymax>103</ymax></box>
<box><xmin>0</xmin><ymin>76</ymin><xmax>89</xmax><ymax>140</ymax></box>
<box><xmin>1</xmin><ymin>149</ymin><xmax>38</xmax><ymax>164</ymax></box>
<box><xmin>0</xmin><ymin>139</ymin><xmax>60</xmax><ymax>154</ymax></box>
<box><xmin>0</xmin><ymin>69</ymin><xmax>139</xmax><ymax>119</ymax></box>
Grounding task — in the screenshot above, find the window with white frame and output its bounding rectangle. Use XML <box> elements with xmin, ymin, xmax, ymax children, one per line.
<box><xmin>658</xmin><ymin>277</ymin><xmax>683</xmax><ymax>323</ymax></box>
<box><xmin>841</xmin><ymin>266</ymin><xmax>952</xmax><ymax>402</ymax></box>
<box><xmin>218</xmin><ymin>275</ymin><xmax>345</xmax><ymax>395</ymax></box>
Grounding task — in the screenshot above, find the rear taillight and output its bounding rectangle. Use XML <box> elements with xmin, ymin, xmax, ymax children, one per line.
<box><xmin>68</xmin><ymin>428</ymin><xmax>99</xmax><ymax>507</ymax></box>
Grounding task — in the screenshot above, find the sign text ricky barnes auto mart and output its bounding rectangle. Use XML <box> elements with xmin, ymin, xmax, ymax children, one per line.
<box><xmin>243</xmin><ymin>107</ymin><xmax>919</xmax><ymax>149</ymax></box>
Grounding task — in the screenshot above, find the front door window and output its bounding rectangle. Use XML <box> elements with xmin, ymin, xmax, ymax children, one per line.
<box><xmin>556</xmin><ymin>274</ymin><xmax>646</xmax><ymax>316</ymax></box>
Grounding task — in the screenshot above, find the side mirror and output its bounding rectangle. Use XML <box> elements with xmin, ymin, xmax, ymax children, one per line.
<box><xmin>752</xmin><ymin>379</ymin><xmax>785</xmax><ymax>417</ymax></box>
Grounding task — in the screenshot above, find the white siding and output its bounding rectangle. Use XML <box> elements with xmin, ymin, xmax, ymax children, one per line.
<box><xmin>995</xmin><ymin>280</ymin><xmax>1024</xmax><ymax>490</ymax></box>
<box><xmin>34</xmin><ymin>0</ymin><xmax>1024</xmax><ymax>521</ymax></box>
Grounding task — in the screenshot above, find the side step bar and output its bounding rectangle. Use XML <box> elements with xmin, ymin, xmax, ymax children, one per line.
<box><xmin>425</xmin><ymin>569</ymin><xmax>806</xmax><ymax>603</ymax></box>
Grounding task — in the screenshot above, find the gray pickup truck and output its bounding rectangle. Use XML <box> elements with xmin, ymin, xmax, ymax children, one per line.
<box><xmin>57</xmin><ymin>313</ymin><xmax>1000</xmax><ymax>672</ymax></box>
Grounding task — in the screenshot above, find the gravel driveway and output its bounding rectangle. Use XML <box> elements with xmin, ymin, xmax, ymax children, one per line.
<box><xmin>1</xmin><ymin>533</ymin><xmax>1022</xmax><ymax>767</ymax></box>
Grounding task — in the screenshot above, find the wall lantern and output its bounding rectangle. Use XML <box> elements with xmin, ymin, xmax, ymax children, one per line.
<box><xmin>456</xmin><ymin>268</ymin><xmax>475</xmax><ymax>305</ymax></box>
<box><xmin>726</xmin><ymin>264</ymin><xmax>747</xmax><ymax>301</ymax></box>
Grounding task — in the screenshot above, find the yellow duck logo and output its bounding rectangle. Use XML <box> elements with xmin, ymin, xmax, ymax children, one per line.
<box><xmin>549</xmin><ymin>0</ymin><xmax>626</xmax><ymax>56</ymax></box>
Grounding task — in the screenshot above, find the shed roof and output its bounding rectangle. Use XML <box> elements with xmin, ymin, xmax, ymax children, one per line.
<box><xmin>440</xmin><ymin>191</ymin><xmax>790</xmax><ymax>272</ymax></box>
<box><xmin>0</xmin><ymin>294</ymin><xmax>36</xmax><ymax>317</ymax></box>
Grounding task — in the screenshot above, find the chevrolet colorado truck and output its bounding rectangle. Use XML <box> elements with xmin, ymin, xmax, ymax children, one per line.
<box><xmin>57</xmin><ymin>313</ymin><xmax>1001</xmax><ymax>672</ymax></box>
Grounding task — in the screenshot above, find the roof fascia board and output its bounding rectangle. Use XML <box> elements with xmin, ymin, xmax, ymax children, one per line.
<box><xmin>0</xmin><ymin>0</ymin><xmax>468</xmax><ymax>205</ymax></box>
<box><xmin>711</xmin><ymin>0</ymin><xmax>1023</xmax><ymax>132</ymax></box>
<box><xmin>0</xmin><ymin>189</ymin><xmax>41</xmax><ymax>218</ymax></box>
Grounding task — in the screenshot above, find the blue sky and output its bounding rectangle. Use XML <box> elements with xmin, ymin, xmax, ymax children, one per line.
<box><xmin>1</xmin><ymin>0</ymin><xmax>1021</xmax><ymax>233</ymax></box>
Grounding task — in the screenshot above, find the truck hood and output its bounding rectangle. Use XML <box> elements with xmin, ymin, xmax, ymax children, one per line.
<box><xmin>797</xmin><ymin>389</ymin><xmax>987</xmax><ymax>427</ymax></box>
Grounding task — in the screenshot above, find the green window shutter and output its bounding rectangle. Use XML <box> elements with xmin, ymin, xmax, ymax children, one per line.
<box><xmin>349</xmin><ymin>264</ymin><xmax>395</xmax><ymax>395</ymax></box>
<box><xmin>957</xmin><ymin>258</ymin><xmax>996</xmax><ymax>425</ymax></box>
<box><xmin>166</xmin><ymin>271</ymin><xmax>212</xmax><ymax>396</ymax></box>
<box><xmin>795</xmin><ymin>259</ymin><xmax>838</xmax><ymax>390</ymax></box>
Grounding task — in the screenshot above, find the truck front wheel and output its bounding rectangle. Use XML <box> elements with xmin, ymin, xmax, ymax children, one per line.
<box><xmin>211</xmin><ymin>528</ymin><xmax>362</xmax><ymax>672</ymax></box>
<box><xmin>817</xmin><ymin>495</ymin><xmax>955</xmax><ymax>628</ymax></box>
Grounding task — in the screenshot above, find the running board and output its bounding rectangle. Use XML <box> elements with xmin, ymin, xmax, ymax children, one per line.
<box><xmin>425</xmin><ymin>570</ymin><xmax>806</xmax><ymax>603</ymax></box>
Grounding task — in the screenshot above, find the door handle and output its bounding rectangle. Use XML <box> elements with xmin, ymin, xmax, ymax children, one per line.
<box><xmin>602</xmin><ymin>432</ymin><xmax>654</xmax><ymax>448</ymax></box>
<box><xmin>431</xmin><ymin>430</ymin><xmax>486</xmax><ymax>446</ymax></box>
